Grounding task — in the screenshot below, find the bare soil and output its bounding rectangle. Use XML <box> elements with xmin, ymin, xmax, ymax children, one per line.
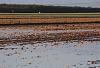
<box><xmin>0</xmin><ymin>15</ymin><xmax>100</xmax><ymax>24</ymax></box>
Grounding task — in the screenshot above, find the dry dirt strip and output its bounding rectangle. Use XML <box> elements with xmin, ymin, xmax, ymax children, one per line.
<box><xmin>0</xmin><ymin>13</ymin><xmax>100</xmax><ymax>24</ymax></box>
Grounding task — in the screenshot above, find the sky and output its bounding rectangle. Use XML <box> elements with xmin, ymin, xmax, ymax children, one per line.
<box><xmin>0</xmin><ymin>0</ymin><xmax>100</xmax><ymax>8</ymax></box>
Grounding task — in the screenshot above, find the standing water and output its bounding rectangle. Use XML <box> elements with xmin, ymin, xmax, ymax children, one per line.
<box><xmin>0</xmin><ymin>25</ymin><xmax>100</xmax><ymax>68</ymax></box>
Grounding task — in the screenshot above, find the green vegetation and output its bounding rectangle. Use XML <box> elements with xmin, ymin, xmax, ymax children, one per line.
<box><xmin>0</xmin><ymin>13</ymin><xmax>100</xmax><ymax>17</ymax></box>
<box><xmin>0</xmin><ymin>4</ymin><xmax>100</xmax><ymax>13</ymax></box>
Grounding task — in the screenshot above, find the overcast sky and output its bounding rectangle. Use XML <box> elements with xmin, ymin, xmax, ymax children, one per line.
<box><xmin>0</xmin><ymin>0</ymin><xmax>100</xmax><ymax>7</ymax></box>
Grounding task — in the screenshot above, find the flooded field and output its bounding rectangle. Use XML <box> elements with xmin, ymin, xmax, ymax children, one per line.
<box><xmin>0</xmin><ymin>24</ymin><xmax>100</xmax><ymax>68</ymax></box>
<box><xmin>0</xmin><ymin>41</ymin><xmax>100</xmax><ymax>68</ymax></box>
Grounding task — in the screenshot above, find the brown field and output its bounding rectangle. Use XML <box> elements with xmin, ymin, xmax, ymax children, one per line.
<box><xmin>0</xmin><ymin>13</ymin><xmax>100</xmax><ymax>44</ymax></box>
<box><xmin>0</xmin><ymin>13</ymin><xmax>100</xmax><ymax>24</ymax></box>
<box><xmin>0</xmin><ymin>23</ymin><xmax>100</xmax><ymax>30</ymax></box>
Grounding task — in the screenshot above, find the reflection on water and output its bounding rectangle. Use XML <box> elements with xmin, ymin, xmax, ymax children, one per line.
<box><xmin>0</xmin><ymin>41</ymin><xmax>100</xmax><ymax>68</ymax></box>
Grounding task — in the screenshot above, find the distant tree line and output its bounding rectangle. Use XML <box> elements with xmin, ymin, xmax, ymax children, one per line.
<box><xmin>0</xmin><ymin>4</ymin><xmax>100</xmax><ymax>13</ymax></box>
